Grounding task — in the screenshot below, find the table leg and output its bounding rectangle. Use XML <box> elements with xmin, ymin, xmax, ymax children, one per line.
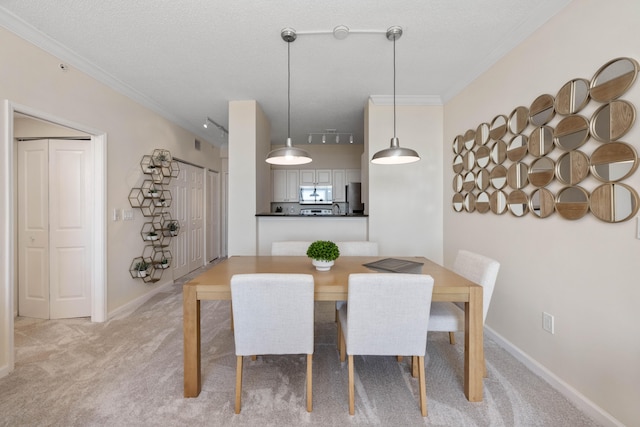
<box><xmin>183</xmin><ymin>285</ymin><xmax>201</xmax><ymax>397</ymax></box>
<box><xmin>464</xmin><ymin>286</ymin><xmax>483</xmax><ymax>402</ymax></box>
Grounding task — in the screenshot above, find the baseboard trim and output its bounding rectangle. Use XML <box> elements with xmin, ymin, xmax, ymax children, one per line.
<box><xmin>485</xmin><ymin>326</ymin><xmax>623</xmax><ymax>427</ymax></box>
<box><xmin>107</xmin><ymin>280</ymin><xmax>175</xmax><ymax>320</ymax></box>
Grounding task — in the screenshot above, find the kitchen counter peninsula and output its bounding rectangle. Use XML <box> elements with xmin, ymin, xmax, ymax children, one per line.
<box><xmin>256</xmin><ymin>213</ymin><xmax>368</xmax><ymax>217</ymax></box>
<box><xmin>256</xmin><ymin>214</ymin><xmax>368</xmax><ymax>255</ymax></box>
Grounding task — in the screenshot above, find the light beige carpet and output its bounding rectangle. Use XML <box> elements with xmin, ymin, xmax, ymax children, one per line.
<box><xmin>1</xmin><ymin>268</ymin><xmax>600</xmax><ymax>426</ymax></box>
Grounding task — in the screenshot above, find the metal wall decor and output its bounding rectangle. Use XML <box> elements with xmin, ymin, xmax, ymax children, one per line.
<box><xmin>451</xmin><ymin>57</ymin><xmax>640</xmax><ymax>222</ymax></box>
<box><xmin>128</xmin><ymin>149</ymin><xmax>180</xmax><ymax>282</ymax></box>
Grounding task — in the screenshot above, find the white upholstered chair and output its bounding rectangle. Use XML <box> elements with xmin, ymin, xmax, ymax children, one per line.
<box><xmin>230</xmin><ymin>273</ymin><xmax>315</xmax><ymax>413</ymax></box>
<box><xmin>271</xmin><ymin>241</ymin><xmax>313</xmax><ymax>256</ymax></box>
<box><xmin>333</xmin><ymin>241</ymin><xmax>379</xmax><ymax>320</ymax></box>
<box><xmin>428</xmin><ymin>250</ymin><xmax>500</xmax><ymax>375</ymax></box>
<box><xmin>337</xmin><ymin>273</ymin><xmax>434</xmax><ymax>416</ymax></box>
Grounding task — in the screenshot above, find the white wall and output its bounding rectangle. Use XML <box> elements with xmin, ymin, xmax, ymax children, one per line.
<box><xmin>367</xmin><ymin>99</ymin><xmax>444</xmax><ymax>261</ymax></box>
<box><xmin>443</xmin><ymin>0</ymin><xmax>639</xmax><ymax>425</ymax></box>
<box><xmin>0</xmin><ymin>27</ymin><xmax>221</xmax><ymax>376</ymax></box>
<box><xmin>228</xmin><ymin>100</ymin><xmax>270</xmax><ymax>255</ymax></box>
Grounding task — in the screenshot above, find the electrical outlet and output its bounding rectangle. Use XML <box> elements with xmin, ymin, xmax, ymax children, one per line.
<box><xmin>542</xmin><ymin>312</ymin><xmax>555</xmax><ymax>334</ymax></box>
<box><xmin>112</xmin><ymin>208</ymin><xmax>121</xmax><ymax>221</ymax></box>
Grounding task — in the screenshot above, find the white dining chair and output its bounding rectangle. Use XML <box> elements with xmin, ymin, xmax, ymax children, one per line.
<box><xmin>337</xmin><ymin>273</ymin><xmax>434</xmax><ymax>417</ymax></box>
<box><xmin>271</xmin><ymin>241</ymin><xmax>313</xmax><ymax>256</ymax></box>
<box><xmin>428</xmin><ymin>250</ymin><xmax>500</xmax><ymax>374</ymax></box>
<box><xmin>230</xmin><ymin>273</ymin><xmax>315</xmax><ymax>413</ymax></box>
<box><xmin>333</xmin><ymin>241</ymin><xmax>379</xmax><ymax>322</ymax></box>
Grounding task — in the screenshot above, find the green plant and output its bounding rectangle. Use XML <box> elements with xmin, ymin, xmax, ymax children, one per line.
<box><xmin>135</xmin><ymin>261</ymin><xmax>149</xmax><ymax>271</ymax></box>
<box><xmin>168</xmin><ymin>221</ymin><xmax>178</xmax><ymax>232</ymax></box>
<box><xmin>306</xmin><ymin>240</ymin><xmax>340</xmax><ymax>262</ymax></box>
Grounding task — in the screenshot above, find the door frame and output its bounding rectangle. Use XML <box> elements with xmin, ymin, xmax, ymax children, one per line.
<box><xmin>1</xmin><ymin>100</ymin><xmax>107</xmax><ymax>377</ymax></box>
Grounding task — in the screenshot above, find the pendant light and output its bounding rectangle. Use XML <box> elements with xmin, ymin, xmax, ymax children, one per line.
<box><xmin>266</xmin><ymin>28</ymin><xmax>312</xmax><ymax>165</ymax></box>
<box><xmin>371</xmin><ymin>26</ymin><xmax>421</xmax><ymax>165</ymax></box>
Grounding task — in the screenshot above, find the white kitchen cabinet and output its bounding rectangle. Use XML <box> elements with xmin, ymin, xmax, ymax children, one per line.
<box><xmin>272</xmin><ymin>169</ymin><xmax>299</xmax><ymax>202</ymax></box>
<box><xmin>300</xmin><ymin>169</ymin><xmax>332</xmax><ymax>186</ymax></box>
<box><xmin>332</xmin><ymin>169</ymin><xmax>346</xmax><ymax>201</ymax></box>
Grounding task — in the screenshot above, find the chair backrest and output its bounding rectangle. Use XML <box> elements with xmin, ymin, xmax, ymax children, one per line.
<box><xmin>335</xmin><ymin>241</ymin><xmax>379</xmax><ymax>256</ymax></box>
<box><xmin>271</xmin><ymin>241</ymin><xmax>313</xmax><ymax>256</ymax></box>
<box><xmin>452</xmin><ymin>250</ymin><xmax>500</xmax><ymax>321</ymax></box>
<box><xmin>345</xmin><ymin>273</ymin><xmax>434</xmax><ymax>356</ymax></box>
<box><xmin>231</xmin><ymin>273</ymin><xmax>314</xmax><ymax>356</ymax></box>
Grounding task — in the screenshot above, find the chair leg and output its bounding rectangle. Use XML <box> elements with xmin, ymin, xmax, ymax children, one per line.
<box><xmin>348</xmin><ymin>355</ymin><xmax>355</xmax><ymax>415</ymax></box>
<box><xmin>336</xmin><ymin>319</ymin><xmax>342</xmax><ymax>352</ymax></box>
<box><xmin>418</xmin><ymin>356</ymin><xmax>427</xmax><ymax>417</ymax></box>
<box><xmin>235</xmin><ymin>356</ymin><xmax>243</xmax><ymax>414</ymax></box>
<box><xmin>335</xmin><ymin>308</ymin><xmax>339</xmax><ymax>323</ymax></box>
<box><xmin>339</xmin><ymin>328</ymin><xmax>346</xmax><ymax>362</ymax></box>
<box><xmin>448</xmin><ymin>331</ymin><xmax>455</xmax><ymax>345</ymax></box>
<box><xmin>230</xmin><ymin>303</ymin><xmax>234</xmax><ymax>331</ymax></box>
<box><xmin>397</xmin><ymin>355</ymin><xmax>404</xmax><ymax>362</ymax></box>
<box><xmin>307</xmin><ymin>354</ymin><xmax>313</xmax><ymax>412</ymax></box>
<box><xmin>411</xmin><ymin>356</ymin><xmax>418</xmax><ymax>378</ymax></box>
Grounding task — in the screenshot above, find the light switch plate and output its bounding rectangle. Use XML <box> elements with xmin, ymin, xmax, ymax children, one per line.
<box><xmin>122</xmin><ymin>209</ymin><xmax>134</xmax><ymax>221</ymax></box>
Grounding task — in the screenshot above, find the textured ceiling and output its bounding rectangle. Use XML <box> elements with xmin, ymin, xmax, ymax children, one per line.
<box><xmin>0</xmin><ymin>1</ymin><xmax>572</xmax><ymax>147</ymax></box>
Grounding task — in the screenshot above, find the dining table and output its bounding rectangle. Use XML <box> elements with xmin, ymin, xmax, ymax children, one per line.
<box><xmin>183</xmin><ymin>255</ymin><xmax>484</xmax><ymax>402</ymax></box>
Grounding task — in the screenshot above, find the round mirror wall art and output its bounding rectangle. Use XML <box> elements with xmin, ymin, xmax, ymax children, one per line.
<box><xmin>489</xmin><ymin>115</ymin><xmax>508</xmax><ymax>140</ymax></box>
<box><xmin>555</xmin><ymin>186</ymin><xmax>590</xmax><ymax>220</ymax></box>
<box><xmin>530</xmin><ymin>188</ymin><xmax>555</xmax><ymax>218</ymax></box>
<box><xmin>590</xmin><ymin>183</ymin><xmax>639</xmax><ymax>223</ymax></box>
<box><xmin>529</xmin><ymin>94</ymin><xmax>556</xmax><ymax>126</ymax></box>
<box><xmin>590</xmin><ymin>57</ymin><xmax>639</xmax><ymax>103</ymax></box>
<box><xmin>555</xmin><ymin>78</ymin><xmax>590</xmax><ymax>115</ymax></box>
<box><xmin>590</xmin><ymin>100</ymin><xmax>635</xmax><ymax>142</ymax></box>
<box><xmin>450</xmin><ymin>57</ymin><xmax>638</xmax><ymax>221</ymax></box>
<box><xmin>508</xmin><ymin>106</ymin><xmax>529</xmax><ymax>134</ymax></box>
<box><xmin>590</xmin><ymin>142</ymin><xmax>638</xmax><ymax>182</ymax></box>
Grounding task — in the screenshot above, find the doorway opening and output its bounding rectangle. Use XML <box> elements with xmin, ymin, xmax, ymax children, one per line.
<box><xmin>1</xmin><ymin>101</ymin><xmax>107</xmax><ymax>377</ymax></box>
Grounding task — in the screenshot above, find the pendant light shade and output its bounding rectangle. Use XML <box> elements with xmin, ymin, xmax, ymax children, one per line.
<box><xmin>266</xmin><ymin>28</ymin><xmax>312</xmax><ymax>165</ymax></box>
<box><xmin>371</xmin><ymin>26</ymin><xmax>420</xmax><ymax>165</ymax></box>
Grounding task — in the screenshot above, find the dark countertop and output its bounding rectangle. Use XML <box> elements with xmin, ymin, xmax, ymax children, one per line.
<box><xmin>256</xmin><ymin>213</ymin><xmax>368</xmax><ymax>217</ymax></box>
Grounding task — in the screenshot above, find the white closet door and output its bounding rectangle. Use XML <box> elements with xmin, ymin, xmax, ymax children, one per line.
<box><xmin>207</xmin><ymin>170</ymin><xmax>220</xmax><ymax>262</ymax></box>
<box><xmin>18</xmin><ymin>140</ymin><xmax>50</xmax><ymax>319</ymax></box>
<box><xmin>48</xmin><ymin>139</ymin><xmax>93</xmax><ymax>319</ymax></box>
<box><xmin>18</xmin><ymin>139</ymin><xmax>92</xmax><ymax>319</ymax></box>
<box><xmin>188</xmin><ymin>165</ymin><xmax>204</xmax><ymax>272</ymax></box>
<box><xmin>171</xmin><ymin>164</ymin><xmax>189</xmax><ymax>279</ymax></box>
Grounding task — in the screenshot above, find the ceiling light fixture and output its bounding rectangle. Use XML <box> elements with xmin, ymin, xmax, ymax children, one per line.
<box><xmin>307</xmin><ymin>130</ymin><xmax>353</xmax><ymax>144</ymax></box>
<box><xmin>371</xmin><ymin>26</ymin><xmax>421</xmax><ymax>165</ymax></box>
<box><xmin>265</xmin><ymin>28</ymin><xmax>312</xmax><ymax>165</ymax></box>
<box><xmin>203</xmin><ymin>116</ymin><xmax>229</xmax><ymax>135</ymax></box>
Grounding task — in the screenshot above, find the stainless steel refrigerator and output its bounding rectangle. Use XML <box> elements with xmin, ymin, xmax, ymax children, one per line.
<box><xmin>346</xmin><ymin>182</ymin><xmax>364</xmax><ymax>213</ymax></box>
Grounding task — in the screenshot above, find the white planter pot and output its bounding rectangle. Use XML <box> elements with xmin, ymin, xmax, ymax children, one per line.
<box><xmin>312</xmin><ymin>259</ymin><xmax>334</xmax><ymax>271</ymax></box>
<box><xmin>137</xmin><ymin>270</ymin><xmax>147</xmax><ymax>278</ymax></box>
<box><xmin>146</xmin><ymin>234</ymin><xmax>158</xmax><ymax>241</ymax></box>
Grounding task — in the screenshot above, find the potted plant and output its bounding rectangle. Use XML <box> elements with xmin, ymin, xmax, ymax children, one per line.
<box><xmin>135</xmin><ymin>261</ymin><xmax>149</xmax><ymax>278</ymax></box>
<box><xmin>146</xmin><ymin>231</ymin><xmax>158</xmax><ymax>241</ymax></box>
<box><xmin>159</xmin><ymin>257</ymin><xmax>169</xmax><ymax>269</ymax></box>
<box><xmin>148</xmin><ymin>186</ymin><xmax>160</xmax><ymax>198</ymax></box>
<box><xmin>167</xmin><ymin>220</ymin><xmax>179</xmax><ymax>236</ymax></box>
<box><xmin>306</xmin><ymin>240</ymin><xmax>340</xmax><ymax>271</ymax></box>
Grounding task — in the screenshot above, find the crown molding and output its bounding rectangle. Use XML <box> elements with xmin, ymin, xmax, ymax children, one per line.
<box><xmin>0</xmin><ymin>7</ymin><xmax>219</xmax><ymax>146</ymax></box>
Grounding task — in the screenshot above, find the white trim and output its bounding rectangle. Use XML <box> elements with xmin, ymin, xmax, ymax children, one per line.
<box><xmin>107</xmin><ymin>281</ymin><xmax>175</xmax><ymax>320</ymax></box>
<box><xmin>0</xmin><ymin>7</ymin><xmax>218</xmax><ymax>148</ymax></box>
<box><xmin>369</xmin><ymin>95</ymin><xmax>443</xmax><ymax>106</ymax></box>
<box><xmin>0</xmin><ymin>100</ymin><xmax>16</xmax><ymax>378</ymax></box>
<box><xmin>485</xmin><ymin>326</ymin><xmax>624</xmax><ymax>427</ymax></box>
<box><xmin>0</xmin><ymin>101</ymin><xmax>108</xmax><ymax>379</ymax></box>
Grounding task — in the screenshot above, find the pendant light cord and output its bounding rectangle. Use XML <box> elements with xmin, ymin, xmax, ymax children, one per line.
<box><xmin>287</xmin><ymin>41</ymin><xmax>291</xmax><ymax>139</ymax></box>
<box><xmin>393</xmin><ymin>36</ymin><xmax>397</xmax><ymax>139</ymax></box>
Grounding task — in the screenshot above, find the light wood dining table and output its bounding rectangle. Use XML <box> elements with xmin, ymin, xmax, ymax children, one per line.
<box><xmin>183</xmin><ymin>255</ymin><xmax>484</xmax><ymax>402</ymax></box>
